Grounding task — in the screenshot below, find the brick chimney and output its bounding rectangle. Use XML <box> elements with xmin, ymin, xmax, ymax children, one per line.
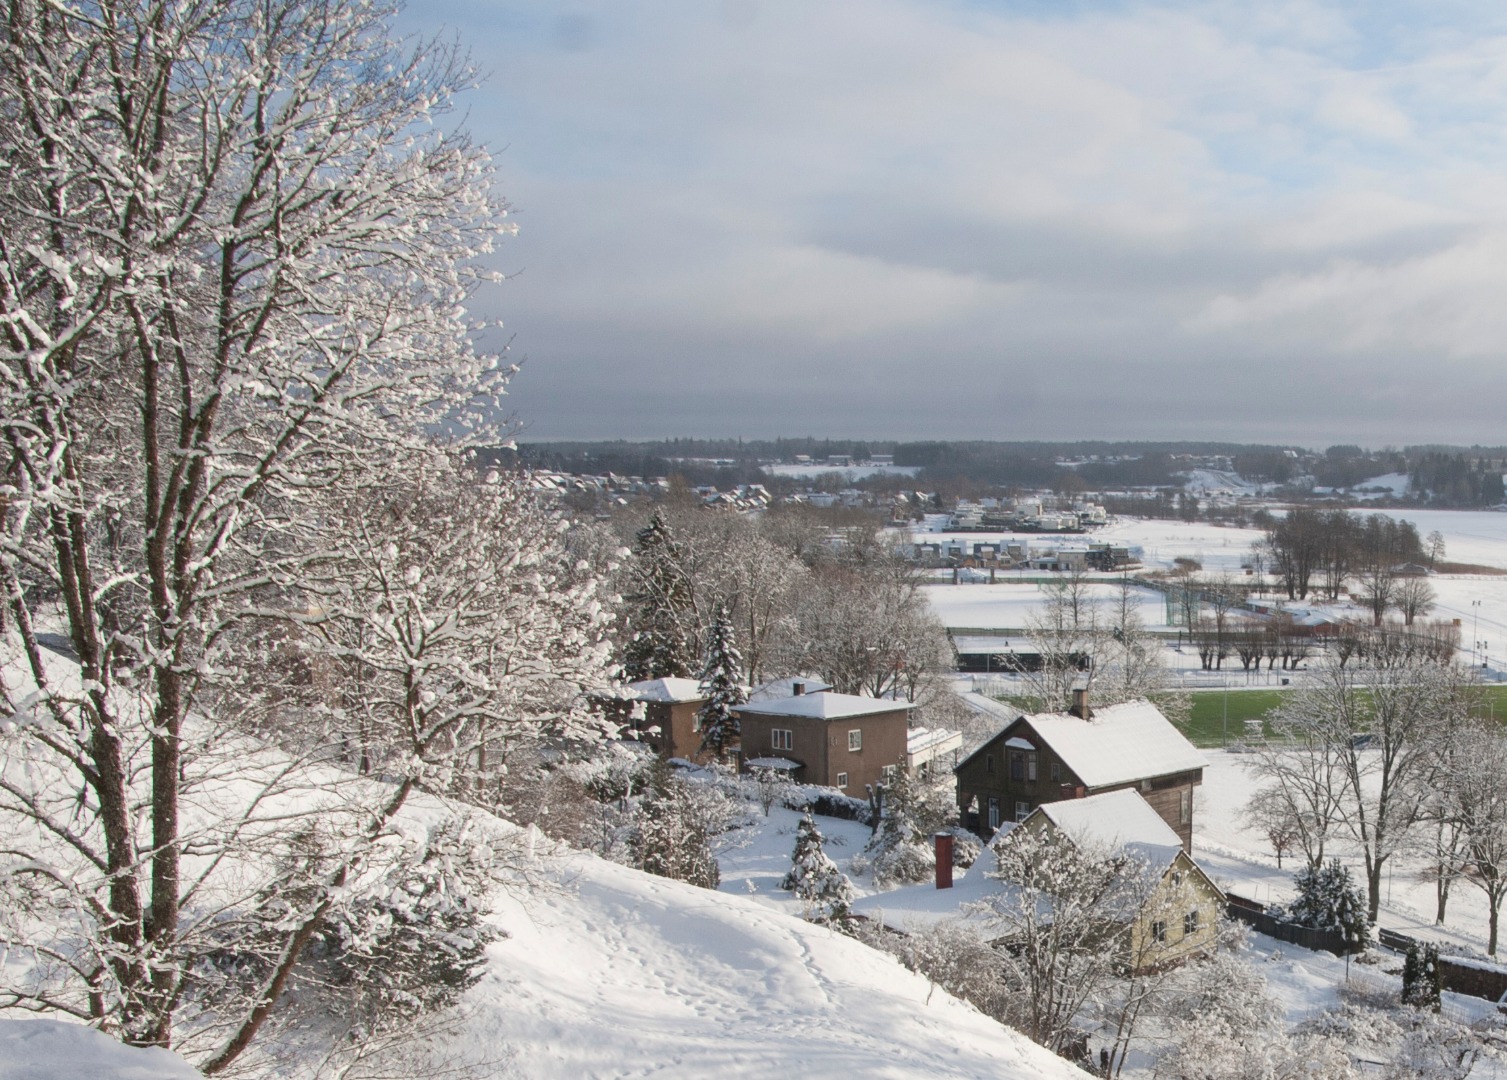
<box><xmin>934</xmin><ymin>833</ymin><xmax>954</xmax><ymax>889</ymax></box>
<box><xmin>792</xmin><ymin>681</ymin><xmax>804</xmax><ymax>696</ymax></box>
<box><xmin>1069</xmin><ymin>683</ymin><xmax>1091</xmax><ymax>719</ymax></box>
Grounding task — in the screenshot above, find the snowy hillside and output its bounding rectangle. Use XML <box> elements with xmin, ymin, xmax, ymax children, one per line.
<box><xmin>0</xmin><ymin>1019</ymin><xmax>201</xmax><ymax>1079</ymax></box>
<box><xmin>463</xmin><ymin>842</ymin><xmax>1086</xmax><ymax>1080</ymax></box>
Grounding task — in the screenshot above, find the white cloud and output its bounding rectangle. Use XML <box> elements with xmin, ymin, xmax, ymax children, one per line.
<box><xmin>420</xmin><ymin>0</ymin><xmax>1507</xmax><ymax>443</ymax></box>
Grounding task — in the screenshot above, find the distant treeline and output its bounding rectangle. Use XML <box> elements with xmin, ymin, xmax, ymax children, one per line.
<box><xmin>490</xmin><ymin>439</ymin><xmax>1507</xmax><ymax>508</ymax></box>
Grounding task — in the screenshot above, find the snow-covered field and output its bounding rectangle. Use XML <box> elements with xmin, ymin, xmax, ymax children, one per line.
<box><xmin>765</xmin><ymin>463</ymin><xmax>921</xmax><ymax>480</ymax></box>
<box><xmin>920</xmin><ymin>511</ymin><xmax>1507</xmax><ymax>672</ymax></box>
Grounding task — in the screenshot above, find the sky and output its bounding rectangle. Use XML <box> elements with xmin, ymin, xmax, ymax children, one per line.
<box><xmin>403</xmin><ymin>1</ymin><xmax>1507</xmax><ymax>446</ymax></box>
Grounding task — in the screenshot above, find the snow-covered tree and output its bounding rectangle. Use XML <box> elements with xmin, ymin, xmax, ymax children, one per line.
<box><xmin>978</xmin><ymin>825</ymin><xmax>1157</xmax><ymax>1056</ymax></box>
<box><xmin>1284</xmin><ymin>860</ymin><xmax>1370</xmax><ymax>951</ymax></box>
<box><xmin>696</xmin><ymin>609</ymin><xmax>745</xmax><ymax>761</ymax></box>
<box><xmin>859</xmin><ymin>768</ymin><xmax>956</xmax><ymax>887</ymax></box>
<box><xmin>630</xmin><ymin>773</ymin><xmax>723</xmax><ymax>889</ymax></box>
<box><xmin>0</xmin><ymin>0</ymin><xmax>612</xmax><ymax>1068</ymax></box>
<box><xmin>1402</xmin><ymin>943</ymin><xmax>1442</xmax><ymax>1011</ymax></box>
<box><xmin>1263</xmin><ymin>651</ymin><xmax>1472</xmax><ymax>921</ymax></box>
<box><xmin>1433</xmin><ymin>724</ymin><xmax>1507</xmax><ymax>954</ymax></box>
<box><xmin>622</xmin><ymin>513</ymin><xmax>697</xmax><ymax>681</ymax></box>
<box><xmin>781</xmin><ymin>812</ymin><xmax>852</xmax><ymax>922</ymax></box>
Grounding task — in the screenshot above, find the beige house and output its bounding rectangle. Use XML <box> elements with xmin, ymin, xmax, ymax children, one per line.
<box><xmin>734</xmin><ymin>689</ymin><xmax>911</xmax><ymax>794</ymax></box>
<box><xmin>854</xmin><ymin>788</ymin><xmax>1224</xmax><ymax>972</ymax></box>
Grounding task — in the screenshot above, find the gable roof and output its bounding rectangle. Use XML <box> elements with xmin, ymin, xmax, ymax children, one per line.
<box><xmin>1009</xmin><ymin>700</ymin><xmax>1204</xmax><ymax>788</ymax></box>
<box><xmin>733</xmin><ymin>690</ymin><xmax>913</xmax><ymax>721</ymax></box>
<box><xmin>628</xmin><ymin>677</ymin><xmax>705</xmax><ymax>704</ymax></box>
<box><xmin>1036</xmin><ymin>789</ymin><xmax>1183</xmax><ymax>869</ymax></box>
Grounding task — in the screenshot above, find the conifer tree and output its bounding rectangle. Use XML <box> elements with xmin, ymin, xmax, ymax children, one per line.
<box><xmin>781</xmin><ymin>812</ymin><xmax>853</xmax><ymax>921</ymax></box>
<box><xmin>697</xmin><ymin>609</ymin><xmax>746</xmax><ymax>760</ymax></box>
<box><xmin>623</xmin><ymin>513</ymin><xmax>697</xmax><ymax>681</ymax></box>
<box><xmin>1287</xmin><ymin>859</ymin><xmax>1370</xmax><ymax>951</ymax></box>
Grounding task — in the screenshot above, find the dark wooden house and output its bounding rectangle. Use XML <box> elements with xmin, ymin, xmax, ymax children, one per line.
<box><xmin>955</xmin><ymin>691</ymin><xmax>1205</xmax><ymax>852</ymax></box>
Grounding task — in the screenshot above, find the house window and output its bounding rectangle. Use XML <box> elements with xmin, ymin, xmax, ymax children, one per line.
<box><xmin>772</xmin><ymin>729</ymin><xmax>793</xmax><ymax>751</ymax></box>
<box><xmin>848</xmin><ymin>729</ymin><xmax>862</xmax><ymax>752</ymax></box>
<box><xmin>1014</xmin><ymin>800</ymin><xmax>1030</xmax><ymax>822</ymax></box>
<box><xmin>1184</xmin><ymin>911</ymin><xmax>1200</xmax><ymax>937</ymax></box>
<box><xmin>987</xmin><ymin>797</ymin><xmax>1001</xmax><ymax>829</ymax></box>
<box><xmin>1050</xmin><ymin>761</ymin><xmax>1061</xmax><ymax>782</ymax></box>
<box><xmin>881</xmin><ymin>764</ymin><xmax>897</xmax><ymax>781</ymax></box>
<box><xmin>1151</xmin><ymin>920</ymin><xmax>1167</xmax><ymax>943</ymax></box>
<box><xmin>1180</xmin><ymin>790</ymin><xmax>1192</xmax><ymax>825</ymax></box>
<box><xmin>1026</xmin><ymin>753</ymin><xmax>1037</xmax><ymax>782</ymax></box>
<box><xmin>1010</xmin><ymin>753</ymin><xmax>1024</xmax><ymax>781</ymax></box>
<box><xmin>836</xmin><ymin>772</ymin><xmax>849</xmax><ymax>789</ymax></box>
<box><xmin>986</xmin><ymin>754</ymin><xmax>994</xmax><ymax>774</ymax></box>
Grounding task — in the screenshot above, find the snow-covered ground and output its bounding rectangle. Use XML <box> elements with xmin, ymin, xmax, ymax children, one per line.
<box><xmin>0</xmin><ymin>1019</ymin><xmax>202</xmax><ymax>1079</ymax></box>
<box><xmin>920</xmin><ymin>511</ymin><xmax>1507</xmax><ymax>675</ymax></box>
<box><xmin>764</xmin><ymin>463</ymin><xmax>921</xmax><ymax>480</ymax></box>
<box><xmin>472</xmin><ymin>830</ymin><xmax>1084</xmax><ymax>1080</ymax></box>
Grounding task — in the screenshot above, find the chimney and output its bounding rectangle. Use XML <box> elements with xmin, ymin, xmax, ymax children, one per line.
<box><xmin>1069</xmin><ymin>683</ymin><xmax>1091</xmax><ymax>719</ymax></box>
<box><xmin>792</xmin><ymin>681</ymin><xmax>805</xmax><ymax>696</ymax></box>
<box><xmin>934</xmin><ymin>833</ymin><xmax>954</xmax><ymax>889</ymax></box>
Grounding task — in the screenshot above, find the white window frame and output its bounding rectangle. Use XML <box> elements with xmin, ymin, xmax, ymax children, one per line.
<box><xmin>772</xmin><ymin>728</ymin><xmax>793</xmax><ymax>751</ymax></box>
<box><xmin>835</xmin><ymin>772</ymin><xmax>849</xmax><ymax>789</ymax></box>
<box><xmin>1180</xmin><ymin>789</ymin><xmax>1192</xmax><ymax>824</ymax></box>
<box><xmin>847</xmin><ymin>729</ymin><xmax>862</xmax><ymax>752</ymax></box>
<box><xmin>881</xmin><ymin>764</ymin><xmax>897</xmax><ymax>781</ymax></box>
<box><xmin>1014</xmin><ymin>800</ymin><xmax>1031</xmax><ymax>822</ymax></box>
<box><xmin>987</xmin><ymin>797</ymin><xmax>1001</xmax><ymax>829</ymax></box>
<box><xmin>1183</xmin><ymin>910</ymin><xmax>1199</xmax><ymax>936</ymax></box>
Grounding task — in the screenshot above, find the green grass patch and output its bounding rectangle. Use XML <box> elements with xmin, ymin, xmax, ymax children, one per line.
<box><xmin>1165</xmin><ymin>689</ymin><xmax>1286</xmax><ymax>748</ymax></box>
<box><xmin>990</xmin><ymin>681</ymin><xmax>1507</xmax><ymax>751</ymax></box>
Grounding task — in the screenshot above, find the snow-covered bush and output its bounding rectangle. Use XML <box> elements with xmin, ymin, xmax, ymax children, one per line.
<box><xmin>780</xmin><ymin>812</ymin><xmax>853</xmax><ymax>922</ymax></box>
<box><xmin>630</xmin><ymin>773</ymin><xmax>727</xmax><ymax>889</ymax></box>
<box><xmin>1402</xmin><ymin>942</ymin><xmax>1442</xmax><ymax>1011</ymax></box>
<box><xmin>1281</xmin><ymin>860</ymin><xmax>1371</xmax><ymax>951</ymax></box>
<box><xmin>858</xmin><ymin>769</ymin><xmax>958</xmax><ymax>887</ymax></box>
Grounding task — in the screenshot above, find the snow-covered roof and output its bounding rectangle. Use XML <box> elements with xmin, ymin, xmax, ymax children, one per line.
<box><xmin>733</xmin><ymin>691</ymin><xmax>913</xmax><ymax>721</ymax></box>
<box><xmin>1017</xmin><ymin>700</ymin><xmax>1205</xmax><ymax>788</ymax></box>
<box><xmin>746</xmin><ymin>675</ymin><xmax>833</xmax><ymax>702</ymax></box>
<box><xmin>1037</xmin><ymin>789</ymin><xmax>1183</xmax><ymax>868</ymax></box>
<box><xmin>744</xmin><ymin>756</ymin><xmax>802</xmax><ymax>771</ymax></box>
<box><xmin>908</xmin><ymin>727</ymin><xmax>961</xmax><ymax>756</ymax></box>
<box><xmin>628</xmin><ymin>677</ymin><xmax>705</xmax><ymax>704</ymax></box>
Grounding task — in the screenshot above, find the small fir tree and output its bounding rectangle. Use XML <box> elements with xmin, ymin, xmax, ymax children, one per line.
<box><xmin>781</xmin><ymin>811</ymin><xmax>853</xmax><ymax>921</ymax></box>
<box><xmin>1403</xmin><ymin>942</ymin><xmax>1443</xmax><ymax>1011</ymax></box>
<box><xmin>1287</xmin><ymin>859</ymin><xmax>1370</xmax><ymax>951</ymax></box>
<box><xmin>623</xmin><ymin>513</ymin><xmax>696</xmax><ymax>681</ymax></box>
<box><xmin>697</xmin><ymin>609</ymin><xmax>746</xmax><ymax>760</ymax></box>
<box><xmin>631</xmin><ymin>774</ymin><xmax>721</xmax><ymax>889</ymax></box>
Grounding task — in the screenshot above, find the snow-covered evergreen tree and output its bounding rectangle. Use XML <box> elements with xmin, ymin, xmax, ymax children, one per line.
<box><xmin>697</xmin><ymin>609</ymin><xmax>746</xmax><ymax>760</ymax></box>
<box><xmin>631</xmin><ymin>774</ymin><xmax>722</xmax><ymax>889</ymax></box>
<box><xmin>1286</xmin><ymin>859</ymin><xmax>1370</xmax><ymax>950</ymax></box>
<box><xmin>1402</xmin><ymin>943</ymin><xmax>1442</xmax><ymax>1011</ymax></box>
<box><xmin>781</xmin><ymin>812</ymin><xmax>853</xmax><ymax>921</ymax></box>
<box><xmin>623</xmin><ymin>513</ymin><xmax>697</xmax><ymax>681</ymax></box>
<box><xmin>860</xmin><ymin>768</ymin><xmax>958</xmax><ymax>887</ymax></box>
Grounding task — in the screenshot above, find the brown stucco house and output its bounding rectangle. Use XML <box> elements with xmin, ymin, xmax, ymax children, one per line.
<box><xmin>734</xmin><ymin>689</ymin><xmax>911</xmax><ymax>794</ymax></box>
<box><xmin>618</xmin><ymin>677</ymin><xmax>713</xmax><ymax>763</ymax></box>
<box><xmin>954</xmin><ymin>691</ymin><xmax>1205</xmax><ymax>852</ymax></box>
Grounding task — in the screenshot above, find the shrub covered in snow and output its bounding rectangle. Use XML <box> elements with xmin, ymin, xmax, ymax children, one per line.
<box><xmin>780</xmin><ymin>812</ymin><xmax>853</xmax><ymax>922</ymax></box>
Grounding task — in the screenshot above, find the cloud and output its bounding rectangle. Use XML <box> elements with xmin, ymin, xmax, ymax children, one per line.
<box><xmin>412</xmin><ymin>0</ymin><xmax>1507</xmax><ymax>445</ymax></box>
